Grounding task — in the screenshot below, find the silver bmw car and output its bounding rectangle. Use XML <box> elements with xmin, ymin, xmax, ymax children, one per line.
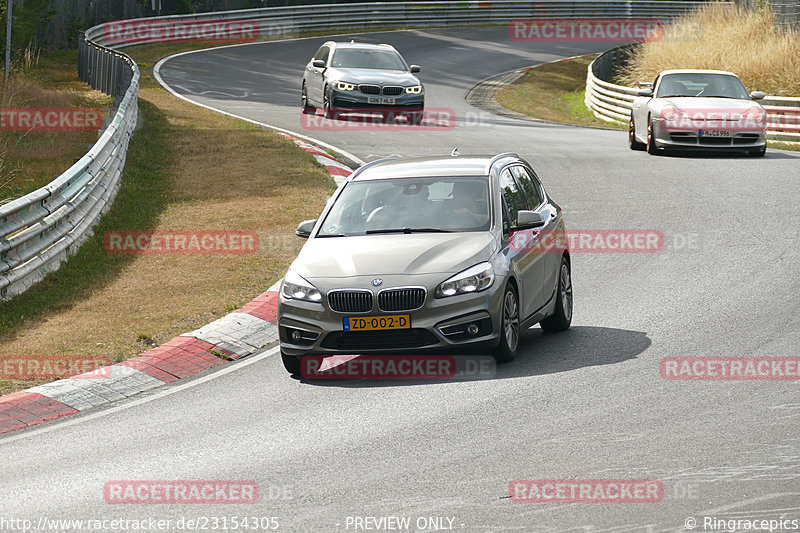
<box><xmin>277</xmin><ymin>153</ymin><xmax>573</xmax><ymax>376</ymax></box>
<box><xmin>301</xmin><ymin>41</ymin><xmax>424</xmax><ymax>121</ymax></box>
<box><xmin>629</xmin><ymin>69</ymin><xmax>767</xmax><ymax>156</ymax></box>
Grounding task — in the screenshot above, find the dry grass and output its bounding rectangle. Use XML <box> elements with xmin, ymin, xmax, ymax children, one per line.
<box><xmin>618</xmin><ymin>2</ymin><xmax>800</xmax><ymax>95</ymax></box>
<box><xmin>0</xmin><ymin>51</ymin><xmax>113</xmax><ymax>202</ymax></box>
<box><xmin>0</xmin><ymin>45</ymin><xmax>336</xmax><ymax>396</ymax></box>
<box><xmin>496</xmin><ymin>54</ymin><xmax>625</xmax><ymax>130</ymax></box>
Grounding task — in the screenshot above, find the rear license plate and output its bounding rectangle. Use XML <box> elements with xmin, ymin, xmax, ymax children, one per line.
<box><xmin>367</xmin><ymin>97</ymin><xmax>396</xmax><ymax>105</ymax></box>
<box><xmin>699</xmin><ymin>129</ymin><xmax>733</xmax><ymax>137</ymax></box>
<box><xmin>343</xmin><ymin>315</ymin><xmax>410</xmax><ymax>331</ymax></box>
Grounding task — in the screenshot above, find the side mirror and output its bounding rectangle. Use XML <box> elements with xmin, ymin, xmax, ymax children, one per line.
<box><xmin>637</xmin><ymin>88</ymin><xmax>653</xmax><ymax>97</ymax></box>
<box><xmin>750</xmin><ymin>91</ymin><xmax>765</xmax><ymax>100</ymax></box>
<box><xmin>514</xmin><ymin>210</ymin><xmax>546</xmax><ymax>230</ymax></box>
<box><xmin>295</xmin><ymin>219</ymin><xmax>317</xmax><ymax>238</ymax></box>
<box><xmin>410</xmin><ymin>65</ymin><xmax>421</xmax><ymax>73</ymax></box>
<box><xmin>312</xmin><ymin>59</ymin><xmax>326</xmax><ymax>68</ymax></box>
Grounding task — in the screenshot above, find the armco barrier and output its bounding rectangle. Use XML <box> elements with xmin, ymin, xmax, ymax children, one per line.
<box><xmin>86</xmin><ymin>1</ymin><xmax>710</xmax><ymax>48</ymax></box>
<box><xmin>0</xmin><ymin>37</ymin><xmax>138</xmax><ymax>300</ymax></box>
<box><xmin>585</xmin><ymin>45</ymin><xmax>800</xmax><ymax>141</ymax></box>
<box><xmin>2</xmin><ymin>1</ymin><xmax>715</xmax><ymax>300</ymax></box>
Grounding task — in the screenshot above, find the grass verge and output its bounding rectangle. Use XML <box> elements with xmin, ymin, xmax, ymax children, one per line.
<box><xmin>0</xmin><ymin>50</ymin><xmax>113</xmax><ymax>202</ymax></box>
<box><xmin>495</xmin><ymin>55</ymin><xmax>625</xmax><ymax>130</ymax></box>
<box><xmin>0</xmin><ymin>44</ymin><xmax>336</xmax><ymax>396</ymax></box>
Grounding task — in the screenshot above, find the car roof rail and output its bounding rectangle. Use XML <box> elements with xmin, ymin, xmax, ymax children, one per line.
<box><xmin>487</xmin><ymin>152</ymin><xmax>520</xmax><ymax>173</ymax></box>
<box><xmin>348</xmin><ymin>157</ymin><xmax>398</xmax><ymax>179</ymax></box>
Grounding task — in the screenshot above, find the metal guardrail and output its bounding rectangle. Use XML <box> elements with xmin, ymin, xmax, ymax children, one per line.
<box><xmin>86</xmin><ymin>1</ymin><xmax>711</xmax><ymax>48</ymax></box>
<box><xmin>0</xmin><ymin>36</ymin><xmax>139</xmax><ymax>300</ymax></box>
<box><xmin>585</xmin><ymin>46</ymin><xmax>800</xmax><ymax>141</ymax></box>
<box><xmin>2</xmin><ymin>1</ymin><xmax>715</xmax><ymax>300</ymax></box>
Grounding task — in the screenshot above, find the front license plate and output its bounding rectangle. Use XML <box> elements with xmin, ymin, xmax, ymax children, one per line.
<box><xmin>699</xmin><ymin>129</ymin><xmax>733</xmax><ymax>137</ymax></box>
<box><xmin>343</xmin><ymin>315</ymin><xmax>410</xmax><ymax>331</ymax></box>
<box><xmin>367</xmin><ymin>97</ymin><xmax>396</xmax><ymax>105</ymax></box>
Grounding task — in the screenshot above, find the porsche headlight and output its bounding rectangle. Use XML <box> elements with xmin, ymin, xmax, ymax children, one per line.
<box><xmin>435</xmin><ymin>262</ymin><xmax>494</xmax><ymax>298</ymax></box>
<box><xmin>405</xmin><ymin>85</ymin><xmax>423</xmax><ymax>95</ymax></box>
<box><xmin>281</xmin><ymin>270</ymin><xmax>322</xmax><ymax>303</ymax></box>
<box><xmin>743</xmin><ymin>106</ymin><xmax>766</xmax><ymax>125</ymax></box>
<box><xmin>662</xmin><ymin>104</ymin><xmax>678</xmax><ymax>121</ymax></box>
<box><xmin>334</xmin><ymin>81</ymin><xmax>356</xmax><ymax>91</ymax></box>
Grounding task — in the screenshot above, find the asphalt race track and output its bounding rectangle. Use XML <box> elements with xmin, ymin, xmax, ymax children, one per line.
<box><xmin>2</xmin><ymin>27</ymin><xmax>799</xmax><ymax>532</ymax></box>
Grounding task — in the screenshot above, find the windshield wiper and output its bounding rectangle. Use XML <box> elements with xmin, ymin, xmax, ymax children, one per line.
<box><xmin>316</xmin><ymin>233</ymin><xmax>349</xmax><ymax>238</ymax></box>
<box><xmin>365</xmin><ymin>227</ymin><xmax>452</xmax><ymax>235</ymax></box>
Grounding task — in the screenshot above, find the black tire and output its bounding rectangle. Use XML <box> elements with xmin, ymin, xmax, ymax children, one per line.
<box><xmin>540</xmin><ymin>256</ymin><xmax>573</xmax><ymax>333</ymax></box>
<box><xmin>629</xmin><ymin>117</ymin><xmax>645</xmax><ymax>150</ymax></box>
<box><xmin>281</xmin><ymin>351</ymin><xmax>302</xmax><ymax>376</ymax></box>
<box><xmin>492</xmin><ymin>284</ymin><xmax>520</xmax><ymax>364</ymax></box>
<box><xmin>646</xmin><ymin>116</ymin><xmax>660</xmax><ymax>155</ymax></box>
<box><xmin>300</xmin><ymin>83</ymin><xmax>314</xmax><ymax>115</ymax></box>
<box><xmin>322</xmin><ymin>88</ymin><xmax>338</xmax><ymax>119</ymax></box>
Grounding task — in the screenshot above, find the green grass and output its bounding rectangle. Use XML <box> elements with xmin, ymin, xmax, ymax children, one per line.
<box><xmin>0</xmin><ymin>98</ymin><xmax>173</xmax><ymax>335</ymax></box>
<box><xmin>496</xmin><ymin>54</ymin><xmax>625</xmax><ymax>130</ymax></box>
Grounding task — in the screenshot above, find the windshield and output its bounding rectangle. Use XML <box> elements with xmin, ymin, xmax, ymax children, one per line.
<box><xmin>330</xmin><ymin>49</ymin><xmax>407</xmax><ymax>70</ymax></box>
<box><xmin>318</xmin><ymin>177</ymin><xmax>491</xmax><ymax>236</ymax></box>
<box><xmin>655</xmin><ymin>73</ymin><xmax>750</xmax><ymax>99</ymax></box>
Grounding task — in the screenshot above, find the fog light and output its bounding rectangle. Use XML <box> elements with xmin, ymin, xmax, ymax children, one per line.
<box><xmin>291</xmin><ymin>330</ymin><xmax>302</xmax><ymax>342</ymax></box>
<box><xmin>467</xmin><ymin>323</ymin><xmax>479</xmax><ymax>336</ymax></box>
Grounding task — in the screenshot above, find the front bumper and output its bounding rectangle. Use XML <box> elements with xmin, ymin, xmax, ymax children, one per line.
<box><xmin>652</xmin><ymin>120</ymin><xmax>766</xmax><ymax>150</ymax></box>
<box><xmin>331</xmin><ymin>87</ymin><xmax>424</xmax><ymax>112</ymax></box>
<box><xmin>278</xmin><ymin>284</ymin><xmax>502</xmax><ymax>357</ymax></box>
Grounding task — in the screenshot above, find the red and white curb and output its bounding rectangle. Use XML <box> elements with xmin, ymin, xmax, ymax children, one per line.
<box><xmin>282</xmin><ymin>134</ymin><xmax>353</xmax><ymax>185</ymax></box>
<box><xmin>0</xmin><ymin>291</ymin><xmax>280</xmax><ymax>435</ymax></box>
<box><xmin>0</xmin><ymin>138</ymin><xmax>353</xmax><ymax>436</ymax></box>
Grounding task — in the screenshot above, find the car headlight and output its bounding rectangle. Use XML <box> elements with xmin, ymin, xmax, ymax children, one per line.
<box><xmin>281</xmin><ymin>270</ymin><xmax>322</xmax><ymax>303</ymax></box>
<box><xmin>334</xmin><ymin>81</ymin><xmax>356</xmax><ymax>91</ymax></box>
<box><xmin>435</xmin><ymin>262</ymin><xmax>494</xmax><ymax>298</ymax></box>
<box><xmin>662</xmin><ymin>105</ymin><xmax>678</xmax><ymax>121</ymax></box>
<box><xmin>405</xmin><ymin>85</ymin><xmax>423</xmax><ymax>95</ymax></box>
<box><xmin>743</xmin><ymin>106</ymin><xmax>766</xmax><ymax>125</ymax></box>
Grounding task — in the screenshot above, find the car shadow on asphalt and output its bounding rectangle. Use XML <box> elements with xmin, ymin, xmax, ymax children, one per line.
<box><xmin>294</xmin><ymin>325</ymin><xmax>650</xmax><ymax>388</ymax></box>
<box><xmin>653</xmin><ymin>150</ymin><xmax>797</xmax><ymax>159</ymax></box>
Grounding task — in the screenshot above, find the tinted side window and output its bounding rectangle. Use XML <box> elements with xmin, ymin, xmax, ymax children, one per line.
<box><xmin>499</xmin><ymin>168</ymin><xmax>526</xmax><ymax>227</ymax></box>
<box><xmin>511</xmin><ymin>166</ymin><xmax>542</xmax><ymax>209</ymax></box>
<box><xmin>501</xmin><ymin>198</ymin><xmax>510</xmax><ymax>234</ymax></box>
<box><xmin>314</xmin><ymin>46</ymin><xmax>330</xmax><ymax>63</ymax></box>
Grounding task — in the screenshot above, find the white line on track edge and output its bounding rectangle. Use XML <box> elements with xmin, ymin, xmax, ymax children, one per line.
<box><xmin>0</xmin><ymin>346</ymin><xmax>281</xmax><ymax>445</ymax></box>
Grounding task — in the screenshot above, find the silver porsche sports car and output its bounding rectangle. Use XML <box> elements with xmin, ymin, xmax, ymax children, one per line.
<box><xmin>301</xmin><ymin>41</ymin><xmax>424</xmax><ymax>121</ymax></box>
<box><xmin>277</xmin><ymin>153</ymin><xmax>573</xmax><ymax>375</ymax></box>
<box><xmin>629</xmin><ymin>69</ymin><xmax>767</xmax><ymax>156</ymax></box>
